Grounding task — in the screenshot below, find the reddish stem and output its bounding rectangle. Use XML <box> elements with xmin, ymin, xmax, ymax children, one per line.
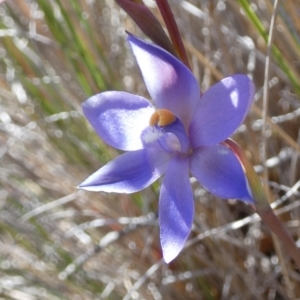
<box><xmin>255</xmin><ymin>206</ymin><xmax>300</xmax><ymax>271</ymax></box>
<box><xmin>156</xmin><ymin>0</ymin><xmax>191</xmax><ymax>69</ymax></box>
<box><xmin>224</xmin><ymin>139</ymin><xmax>300</xmax><ymax>270</ymax></box>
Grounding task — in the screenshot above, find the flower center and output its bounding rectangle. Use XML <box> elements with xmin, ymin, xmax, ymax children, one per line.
<box><xmin>149</xmin><ymin>109</ymin><xmax>176</xmax><ymax>127</ymax></box>
<box><xmin>142</xmin><ymin>109</ymin><xmax>190</xmax><ymax>154</ymax></box>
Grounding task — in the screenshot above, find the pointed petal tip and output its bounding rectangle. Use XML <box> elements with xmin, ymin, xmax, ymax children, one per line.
<box><xmin>76</xmin><ymin>181</ymin><xmax>99</xmax><ymax>192</ymax></box>
<box><xmin>162</xmin><ymin>243</ymin><xmax>183</xmax><ymax>263</ymax></box>
<box><xmin>126</xmin><ymin>31</ymin><xmax>134</xmax><ymax>40</ymax></box>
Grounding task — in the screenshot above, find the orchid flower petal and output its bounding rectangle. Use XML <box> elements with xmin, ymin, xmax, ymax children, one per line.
<box><xmin>159</xmin><ymin>157</ymin><xmax>194</xmax><ymax>263</ymax></box>
<box><xmin>79</xmin><ymin>142</ymin><xmax>171</xmax><ymax>193</ymax></box>
<box><xmin>82</xmin><ymin>91</ymin><xmax>155</xmax><ymax>151</ymax></box>
<box><xmin>128</xmin><ymin>34</ymin><xmax>200</xmax><ymax>127</ymax></box>
<box><xmin>189</xmin><ymin>74</ymin><xmax>255</xmax><ymax>147</ymax></box>
<box><xmin>190</xmin><ymin>144</ymin><xmax>254</xmax><ymax>202</ymax></box>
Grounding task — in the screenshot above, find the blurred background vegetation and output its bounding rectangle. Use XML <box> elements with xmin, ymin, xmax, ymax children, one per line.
<box><xmin>0</xmin><ymin>0</ymin><xmax>300</xmax><ymax>299</ymax></box>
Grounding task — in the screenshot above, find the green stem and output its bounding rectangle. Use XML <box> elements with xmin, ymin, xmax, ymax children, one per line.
<box><xmin>156</xmin><ymin>0</ymin><xmax>191</xmax><ymax>69</ymax></box>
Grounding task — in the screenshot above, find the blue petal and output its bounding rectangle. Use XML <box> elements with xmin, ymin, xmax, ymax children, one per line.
<box><xmin>78</xmin><ymin>143</ymin><xmax>171</xmax><ymax>193</ymax></box>
<box><xmin>190</xmin><ymin>144</ymin><xmax>254</xmax><ymax>202</ymax></box>
<box><xmin>189</xmin><ymin>75</ymin><xmax>255</xmax><ymax>147</ymax></box>
<box><xmin>82</xmin><ymin>91</ymin><xmax>155</xmax><ymax>151</ymax></box>
<box><xmin>159</xmin><ymin>157</ymin><xmax>194</xmax><ymax>263</ymax></box>
<box><xmin>128</xmin><ymin>34</ymin><xmax>200</xmax><ymax>128</ymax></box>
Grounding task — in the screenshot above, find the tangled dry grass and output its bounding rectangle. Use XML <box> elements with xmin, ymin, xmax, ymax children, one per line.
<box><xmin>0</xmin><ymin>0</ymin><xmax>300</xmax><ymax>299</ymax></box>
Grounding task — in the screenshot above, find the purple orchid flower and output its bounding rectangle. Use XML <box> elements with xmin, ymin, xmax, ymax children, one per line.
<box><xmin>79</xmin><ymin>34</ymin><xmax>255</xmax><ymax>263</ymax></box>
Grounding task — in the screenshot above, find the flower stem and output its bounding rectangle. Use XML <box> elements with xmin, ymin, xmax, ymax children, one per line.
<box><xmin>116</xmin><ymin>0</ymin><xmax>176</xmax><ymax>56</ymax></box>
<box><xmin>254</xmin><ymin>205</ymin><xmax>300</xmax><ymax>270</ymax></box>
<box><xmin>156</xmin><ymin>0</ymin><xmax>191</xmax><ymax>69</ymax></box>
<box><xmin>224</xmin><ymin>139</ymin><xmax>300</xmax><ymax>270</ymax></box>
